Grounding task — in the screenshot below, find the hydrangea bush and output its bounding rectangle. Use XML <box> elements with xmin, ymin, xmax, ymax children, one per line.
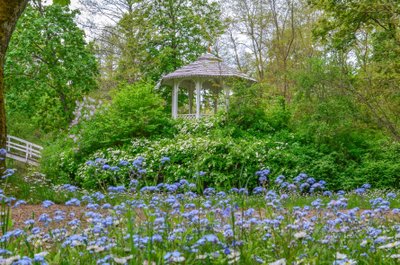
<box><xmin>76</xmin><ymin>136</ymin><xmax>274</xmax><ymax>190</ymax></box>
<box><xmin>42</xmin><ymin>110</ymin><xmax>400</xmax><ymax>191</ymax></box>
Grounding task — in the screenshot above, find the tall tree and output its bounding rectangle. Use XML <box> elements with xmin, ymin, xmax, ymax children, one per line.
<box><xmin>5</xmin><ymin>3</ymin><xmax>98</xmax><ymax>133</ymax></box>
<box><xmin>146</xmin><ymin>0</ymin><xmax>224</xmax><ymax>78</ymax></box>
<box><xmin>220</xmin><ymin>0</ymin><xmax>318</xmax><ymax>101</ymax></box>
<box><xmin>311</xmin><ymin>0</ymin><xmax>400</xmax><ymax>140</ymax></box>
<box><xmin>0</xmin><ymin>0</ymin><xmax>28</xmax><ymax>169</ymax></box>
<box><xmin>225</xmin><ymin>0</ymin><xmax>269</xmax><ymax>80</ymax></box>
<box><xmin>81</xmin><ymin>0</ymin><xmax>224</xmax><ymax>87</ymax></box>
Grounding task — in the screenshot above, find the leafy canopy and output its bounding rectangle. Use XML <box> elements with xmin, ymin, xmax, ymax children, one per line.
<box><xmin>5</xmin><ymin>4</ymin><xmax>98</xmax><ymax>133</ymax></box>
<box><xmin>100</xmin><ymin>0</ymin><xmax>225</xmax><ymax>83</ymax></box>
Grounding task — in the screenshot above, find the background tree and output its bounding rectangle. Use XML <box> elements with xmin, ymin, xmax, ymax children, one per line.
<box><xmin>0</xmin><ymin>0</ymin><xmax>28</xmax><ymax>170</ymax></box>
<box><xmin>219</xmin><ymin>0</ymin><xmax>318</xmax><ymax>101</ymax></box>
<box><xmin>5</xmin><ymin>2</ymin><xmax>98</xmax><ymax>136</ymax></box>
<box><xmin>80</xmin><ymin>0</ymin><xmax>224</xmax><ymax>91</ymax></box>
<box><xmin>310</xmin><ymin>0</ymin><xmax>400</xmax><ymax>140</ymax></box>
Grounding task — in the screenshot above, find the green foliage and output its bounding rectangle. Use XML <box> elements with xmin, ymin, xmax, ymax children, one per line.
<box><xmin>99</xmin><ymin>0</ymin><xmax>225</xmax><ymax>84</ymax></box>
<box><xmin>310</xmin><ymin>0</ymin><xmax>400</xmax><ymax>140</ymax></box>
<box><xmin>310</xmin><ymin>0</ymin><xmax>399</xmax><ymax>52</ymax></box>
<box><xmin>68</xmin><ymin>116</ymin><xmax>398</xmax><ymax>191</ymax></box>
<box><xmin>41</xmin><ymin>82</ymin><xmax>174</xmax><ymax>183</ymax></box>
<box><xmin>75</xmin><ymin>82</ymin><xmax>174</xmax><ymax>155</ymax></box>
<box><xmin>227</xmin><ymin>81</ymin><xmax>290</xmax><ymax>135</ymax></box>
<box><xmin>41</xmin><ymin>71</ymin><xmax>398</xmax><ymax>192</ymax></box>
<box><xmin>291</xmin><ymin>57</ymin><xmax>366</xmax><ymax>153</ymax></box>
<box><xmin>40</xmin><ymin>135</ymin><xmax>77</xmax><ymax>184</ymax></box>
<box><xmin>347</xmin><ymin>141</ymin><xmax>400</xmax><ymax>189</ymax></box>
<box><xmin>5</xmin><ymin>4</ymin><xmax>98</xmax><ymax>134</ymax></box>
<box><xmin>53</xmin><ymin>0</ymin><xmax>71</xmax><ymax>6</ymax></box>
<box><xmin>77</xmin><ymin>134</ymin><xmax>270</xmax><ymax>190</ymax></box>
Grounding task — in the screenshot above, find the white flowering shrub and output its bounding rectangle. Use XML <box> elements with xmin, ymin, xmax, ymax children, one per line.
<box><xmin>76</xmin><ymin>135</ymin><xmax>272</xmax><ymax>189</ymax></box>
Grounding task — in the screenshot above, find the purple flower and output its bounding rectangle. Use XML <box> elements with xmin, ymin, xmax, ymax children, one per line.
<box><xmin>280</xmin><ymin>194</ymin><xmax>289</xmax><ymax>200</ymax></box>
<box><xmin>230</xmin><ymin>188</ymin><xmax>239</xmax><ymax>193</ymax></box>
<box><xmin>203</xmin><ymin>187</ymin><xmax>215</xmax><ymax>196</ymax></box>
<box><xmin>362</xmin><ymin>183</ymin><xmax>371</xmax><ymax>189</ymax></box>
<box><xmin>355</xmin><ymin>188</ymin><xmax>366</xmax><ymax>195</ymax></box>
<box><xmin>14</xmin><ymin>200</ymin><xmax>27</xmax><ymax>208</ymax></box>
<box><xmin>108</xmin><ymin>186</ymin><xmax>125</xmax><ymax>193</ymax></box>
<box><xmin>38</xmin><ymin>214</ymin><xmax>52</xmax><ymax>223</ymax></box>
<box><xmin>2</xmin><ymin>169</ymin><xmax>15</xmax><ymax>179</ymax></box>
<box><xmin>387</xmin><ymin>192</ymin><xmax>397</xmax><ymax>199</ymax></box>
<box><xmin>31</xmin><ymin>227</ymin><xmax>41</xmax><ymax>235</ymax></box>
<box><xmin>13</xmin><ymin>256</ymin><xmax>32</xmax><ymax>265</ymax></box>
<box><xmin>161</xmin><ymin>156</ymin><xmax>170</xmax><ymax>164</ymax></box>
<box><xmin>203</xmin><ymin>234</ymin><xmax>219</xmax><ymax>243</ymax></box>
<box><xmin>86</xmin><ymin>160</ymin><xmax>95</xmax><ymax>166</ymax></box>
<box><xmin>65</xmin><ymin>198</ymin><xmax>81</xmax><ymax>206</ymax></box>
<box><xmin>300</xmin><ymin>183</ymin><xmax>310</xmax><ymax>191</ymax></box>
<box><xmin>294</xmin><ymin>173</ymin><xmax>307</xmax><ymax>183</ymax></box>
<box><xmin>306</xmin><ymin>177</ymin><xmax>316</xmax><ymax>184</ymax></box>
<box><xmin>138</xmin><ymin>169</ymin><xmax>146</xmax><ymax>174</ymax></box>
<box><xmin>110</xmin><ymin>166</ymin><xmax>120</xmax><ymax>171</ymax></box>
<box><xmin>24</xmin><ymin>219</ymin><xmax>35</xmax><ymax>226</ymax></box>
<box><xmin>132</xmin><ymin>157</ymin><xmax>144</xmax><ymax>168</ymax></box>
<box><xmin>0</xmin><ymin>148</ymin><xmax>7</xmax><ymax>156</ymax></box>
<box><xmin>275</xmin><ymin>175</ymin><xmax>285</xmax><ymax>185</ymax></box>
<box><xmin>119</xmin><ymin>160</ymin><xmax>129</xmax><ymax>166</ymax></box>
<box><xmin>164</xmin><ymin>251</ymin><xmax>184</xmax><ymax>262</ymax></box>
<box><xmin>253</xmin><ymin>187</ymin><xmax>266</xmax><ymax>195</ymax></box>
<box><xmin>337</xmin><ymin>190</ymin><xmax>346</xmax><ymax>195</ymax></box>
<box><xmin>256</xmin><ymin>169</ymin><xmax>270</xmax><ymax>184</ymax></box>
<box><xmin>239</xmin><ymin>188</ymin><xmax>248</xmax><ymax>195</ymax></box>
<box><xmin>42</xmin><ymin>200</ymin><xmax>55</xmax><ymax>208</ymax></box>
<box><xmin>60</xmin><ymin>184</ymin><xmax>78</xmax><ymax>192</ymax></box>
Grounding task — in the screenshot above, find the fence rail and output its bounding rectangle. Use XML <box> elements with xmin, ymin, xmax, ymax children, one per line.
<box><xmin>178</xmin><ymin>114</ymin><xmax>212</xmax><ymax>120</ymax></box>
<box><xmin>5</xmin><ymin>135</ymin><xmax>43</xmax><ymax>166</ymax></box>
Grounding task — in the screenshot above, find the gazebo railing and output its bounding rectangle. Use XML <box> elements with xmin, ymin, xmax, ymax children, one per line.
<box><xmin>178</xmin><ymin>114</ymin><xmax>197</xmax><ymax>120</ymax></box>
<box><xmin>178</xmin><ymin>114</ymin><xmax>212</xmax><ymax>120</ymax></box>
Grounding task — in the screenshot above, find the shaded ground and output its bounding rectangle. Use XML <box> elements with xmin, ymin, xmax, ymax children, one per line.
<box><xmin>10</xmin><ymin>204</ymin><xmax>91</xmax><ymax>229</ymax></box>
<box><xmin>9</xmin><ymin>204</ymin><xmax>400</xmax><ymax>231</ymax></box>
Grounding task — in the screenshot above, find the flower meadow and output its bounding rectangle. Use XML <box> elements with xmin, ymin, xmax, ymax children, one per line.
<box><xmin>1</xmin><ymin>157</ymin><xmax>400</xmax><ymax>265</ymax></box>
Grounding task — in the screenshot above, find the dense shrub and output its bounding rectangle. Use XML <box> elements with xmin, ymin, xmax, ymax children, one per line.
<box><xmin>227</xmin><ymin>81</ymin><xmax>290</xmax><ymax>135</ymax></box>
<box><xmin>345</xmin><ymin>140</ymin><xmax>400</xmax><ymax>189</ymax></box>
<box><xmin>41</xmin><ymin>82</ymin><xmax>175</xmax><ymax>183</ymax></box>
<box><xmin>71</xmin><ymin>117</ymin><xmax>399</xmax><ymax>191</ymax></box>
<box><xmin>76</xmin><ymin>135</ymin><xmax>270</xmax><ymax>190</ymax></box>
<box><xmin>74</xmin><ymin>82</ymin><xmax>174</xmax><ymax>155</ymax></box>
<box><xmin>42</xmin><ymin>81</ymin><xmax>399</xmax><ymax>191</ymax></box>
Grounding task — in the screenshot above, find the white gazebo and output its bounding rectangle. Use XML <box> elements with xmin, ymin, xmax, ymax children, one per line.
<box><xmin>161</xmin><ymin>53</ymin><xmax>256</xmax><ymax>119</ymax></box>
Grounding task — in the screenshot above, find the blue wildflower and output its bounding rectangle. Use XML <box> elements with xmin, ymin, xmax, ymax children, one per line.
<box><xmin>387</xmin><ymin>192</ymin><xmax>397</xmax><ymax>199</ymax></box>
<box><xmin>161</xmin><ymin>156</ymin><xmax>170</xmax><ymax>164</ymax></box>
<box><xmin>119</xmin><ymin>160</ymin><xmax>129</xmax><ymax>166</ymax></box>
<box><xmin>65</xmin><ymin>198</ymin><xmax>81</xmax><ymax>206</ymax></box>
<box><xmin>42</xmin><ymin>200</ymin><xmax>55</xmax><ymax>208</ymax></box>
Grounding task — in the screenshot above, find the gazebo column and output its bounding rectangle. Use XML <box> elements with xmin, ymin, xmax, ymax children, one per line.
<box><xmin>195</xmin><ymin>80</ymin><xmax>202</xmax><ymax>119</ymax></box>
<box><xmin>172</xmin><ymin>81</ymin><xmax>179</xmax><ymax>118</ymax></box>
<box><xmin>188</xmin><ymin>88</ymin><xmax>194</xmax><ymax>114</ymax></box>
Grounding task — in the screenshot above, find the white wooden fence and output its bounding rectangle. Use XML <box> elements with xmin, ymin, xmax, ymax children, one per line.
<box><xmin>5</xmin><ymin>135</ymin><xmax>43</xmax><ymax>166</ymax></box>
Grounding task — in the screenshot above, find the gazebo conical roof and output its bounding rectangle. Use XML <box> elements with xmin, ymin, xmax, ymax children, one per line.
<box><xmin>162</xmin><ymin>53</ymin><xmax>256</xmax><ymax>85</ymax></box>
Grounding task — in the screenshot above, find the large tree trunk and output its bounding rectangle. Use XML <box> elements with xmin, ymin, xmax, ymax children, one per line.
<box><xmin>0</xmin><ymin>0</ymin><xmax>28</xmax><ymax>171</ymax></box>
